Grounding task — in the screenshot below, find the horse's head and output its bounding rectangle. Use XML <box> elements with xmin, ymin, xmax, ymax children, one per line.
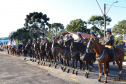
<box><xmin>70</xmin><ymin>40</ymin><xmax>77</xmax><ymax>56</ymax></box>
<box><xmin>45</xmin><ymin>42</ymin><xmax>52</xmax><ymax>56</ymax></box>
<box><xmin>86</xmin><ymin>38</ymin><xmax>95</xmax><ymax>53</ymax></box>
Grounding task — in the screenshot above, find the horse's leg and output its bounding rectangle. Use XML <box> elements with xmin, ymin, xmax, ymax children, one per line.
<box><xmin>49</xmin><ymin>56</ymin><xmax>51</xmax><ymax>67</ymax></box>
<box><xmin>80</xmin><ymin>60</ymin><xmax>83</xmax><ymax>70</ymax></box>
<box><xmin>85</xmin><ymin>61</ymin><xmax>89</xmax><ymax>78</ymax></box>
<box><xmin>103</xmin><ymin>63</ymin><xmax>107</xmax><ymax>83</ymax></box>
<box><xmin>67</xmin><ymin>59</ymin><xmax>70</xmax><ymax>73</ymax></box>
<box><xmin>72</xmin><ymin>59</ymin><xmax>75</xmax><ymax>74</ymax></box>
<box><xmin>54</xmin><ymin>57</ymin><xmax>57</xmax><ymax>68</ymax></box>
<box><xmin>116</xmin><ymin>60</ymin><xmax>122</xmax><ymax>79</ymax></box>
<box><xmin>98</xmin><ymin>62</ymin><xmax>102</xmax><ymax>82</ymax></box>
<box><xmin>75</xmin><ymin>60</ymin><xmax>78</xmax><ymax>75</ymax></box>
<box><xmin>63</xmin><ymin>59</ymin><xmax>66</xmax><ymax>72</ymax></box>
<box><xmin>106</xmin><ymin>62</ymin><xmax>109</xmax><ymax>76</ymax></box>
<box><xmin>59</xmin><ymin>56</ymin><xmax>63</xmax><ymax>70</ymax></box>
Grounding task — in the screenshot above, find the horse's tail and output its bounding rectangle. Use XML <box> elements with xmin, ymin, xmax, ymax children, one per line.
<box><xmin>116</xmin><ymin>48</ymin><xmax>125</xmax><ymax>61</ymax></box>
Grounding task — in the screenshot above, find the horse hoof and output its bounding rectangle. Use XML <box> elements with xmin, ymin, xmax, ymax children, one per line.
<box><xmin>35</xmin><ymin>60</ymin><xmax>36</xmax><ymax>62</ymax></box>
<box><xmin>37</xmin><ymin>62</ymin><xmax>39</xmax><ymax>65</ymax></box>
<box><xmin>76</xmin><ymin>71</ymin><xmax>78</xmax><ymax>75</ymax></box>
<box><xmin>86</xmin><ymin>74</ymin><xmax>88</xmax><ymax>78</ymax></box>
<box><xmin>72</xmin><ymin>70</ymin><xmax>74</xmax><ymax>74</ymax></box>
<box><xmin>49</xmin><ymin>64</ymin><xmax>51</xmax><ymax>67</ymax></box>
<box><xmin>67</xmin><ymin>69</ymin><xmax>70</xmax><ymax>73</ymax></box>
<box><xmin>98</xmin><ymin>79</ymin><xmax>101</xmax><ymax>82</ymax></box>
<box><xmin>63</xmin><ymin>68</ymin><xmax>66</xmax><ymax>72</ymax></box>
<box><xmin>104</xmin><ymin>81</ymin><xmax>107</xmax><ymax>83</ymax></box>
<box><xmin>44</xmin><ymin>63</ymin><xmax>45</xmax><ymax>65</ymax></box>
<box><xmin>55</xmin><ymin>65</ymin><xmax>57</xmax><ymax>68</ymax></box>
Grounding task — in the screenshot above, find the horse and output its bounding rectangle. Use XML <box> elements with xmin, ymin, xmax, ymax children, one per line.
<box><xmin>39</xmin><ymin>43</ymin><xmax>46</xmax><ymax>65</ymax></box>
<box><xmin>70</xmin><ymin>40</ymin><xmax>96</xmax><ymax>77</ymax></box>
<box><xmin>45</xmin><ymin>42</ymin><xmax>54</xmax><ymax>67</ymax></box>
<box><xmin>52</xmin><ymin>45</ymin><xmax>71</xmax><ymax>73</ymax></box>
<box><xmin>86</xmin><ymin>38</ymin><xmax>124</xmax><ymax>83</ymax></box>
<box><xmin>11</xmin><ymin>45</ymin><xmax>18</xmax><ymax>56</ymax></box>
<box><xmin>35</xmin><ymin>43</ymin><xmax>40</xmax><ymax>64</ymax></box>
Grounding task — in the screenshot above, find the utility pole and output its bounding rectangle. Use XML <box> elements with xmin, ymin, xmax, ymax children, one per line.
<box><xmin>104</xmin><ymin>3</ymin><xmax>106</xmax><ymax>38</ymax></box>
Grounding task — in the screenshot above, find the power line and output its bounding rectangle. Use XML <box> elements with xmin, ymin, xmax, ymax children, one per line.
<box><xmin>107</xmin><ymin>4</ymin><xmax>126</xmax><ymax>8</ymax></box>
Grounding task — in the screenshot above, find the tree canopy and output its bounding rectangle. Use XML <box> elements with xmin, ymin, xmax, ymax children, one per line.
<box><xmin>24</xmin><ymin>12</ymin><xmax>50</xmax><ymax>38</ymax></box>
<box><xmin>51</xmin><ymin>23</ymin><xmax>64</xmax><ymax>36</ymax></box>
<box><xmin>88</xmin><ymin>15</ymin><xmax>112</xmax><ymax>37</ymax></box>
<box><xmin>112</xmin><ymin>20</ymin><xmax>126</xmax><ymax>40</ymax></box>
<box><xmin>66</xmin><ymin>19</ymin><xmax>90</xmax><ymax>33</ymax></box>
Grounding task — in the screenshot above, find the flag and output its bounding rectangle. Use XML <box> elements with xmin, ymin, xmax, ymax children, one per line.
<box><xmin>16</xmin><ymin>40</ymin><xmax>18</xmax><ymax>46</ymax></box>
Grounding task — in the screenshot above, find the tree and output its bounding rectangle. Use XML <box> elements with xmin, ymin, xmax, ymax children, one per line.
<box><xmin>51</xmin><ymin>23</ymin><xmax>64</xmax><ymax>36</ymax></box>
<box><xmin>112</xmin><ymin>20</ymin><xmax>126</xmax><ymax>40</ymax></box>
<box><xmin>88</xmin><ymin>15</ymin><xmax>112</xmax><ymax>37</ymax></box>
<box><xmin>66</xmin><ymin>19</ymin><xmax>90</xmax><ymax>33</ymax></box>
<box><xmin>24</xmin><ymin>12</ymin><xmax>50</xmax><ymax>39</ymax></box>
<box><xmin>9</xmin><ymin>28</ymin><xmax>31</xmax><ymax>44</ymax></box>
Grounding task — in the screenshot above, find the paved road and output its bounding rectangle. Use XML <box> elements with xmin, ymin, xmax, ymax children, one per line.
<box><xmin>0</xmin><ymin>51</ymin><xmax>126</xmax><ymax>84</ymax></box>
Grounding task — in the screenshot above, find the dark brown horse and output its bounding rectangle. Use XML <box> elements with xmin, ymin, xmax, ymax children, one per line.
<box><xmin>86</xmin><ymin>38</ymin><xmax>124</xmax><ymax>83</ymax></box>
<box><xmin>35</xmin><ymin>43</ymin><xmax>40</xmax><ymax>64</ymax></box>
<box><xmin>45</xmin><ymin>42</ymin><xmax>54</xmax><ymax>67</ymax></box>
<box><xmin>52</xmin><ymin>46</ymin><xmax>71</xmax><ymax>73</ymax></box>
<box><xmin>40</xmin><ymin>44</ymin><xmax>46</xmax><ymax>65</ymax></box>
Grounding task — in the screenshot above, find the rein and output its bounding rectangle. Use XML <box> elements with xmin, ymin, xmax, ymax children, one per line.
<box><xmin>96</xmin><ymin>48</ymin><xmax>105</xmax><ymax>62</ymax></box>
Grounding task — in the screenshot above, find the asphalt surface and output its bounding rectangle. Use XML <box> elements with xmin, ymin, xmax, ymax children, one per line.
<box><xmin>0</xmin><ymin>51</ymin><xmax>126</xmax><ymax>84</ymax></box>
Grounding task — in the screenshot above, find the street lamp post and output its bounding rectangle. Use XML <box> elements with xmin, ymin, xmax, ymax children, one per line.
<box><xmin>96</xmin><ymin>0</ymin><xmax>118</xmax><ymax>38</ymax></box>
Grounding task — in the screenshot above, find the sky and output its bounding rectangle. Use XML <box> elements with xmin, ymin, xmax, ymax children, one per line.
<box><xmin>0</xmin><ymin>0</ymin><xmax>126</xmax><ymax>37</ymax></box>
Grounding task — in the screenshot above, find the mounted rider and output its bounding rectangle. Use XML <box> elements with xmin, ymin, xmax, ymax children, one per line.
<box><xmin>69</xmin><ymin>34</ymin><xmax>74</xmax><ymax>41</ymax></box>
<box><xmin>25</xmin><ymin>39</ymin><xmax>33</xmax><ymax>60</ymax></box>
<box><xmin>40</xmin><ymin>37</ymin><xmax>45</xmax><ymax>46</ymax></box>
<box><xmin>52</xmin><ymin>36</ymin><xmax>57</xmax><ymax>44</ymax></box>
<box><xmin>77</xmin><ymin>32</ymin><xmax>84</xmax><ymax>44</ymax></box>
<box><xmin>59</xmin><ymin>35</ymin><xmax>64</xmax><ymax>46</ymax></box>
<box><xmin>104</xmin><ymin>28</ymin><xmax>115</xmax><ymax>65</ymax></box>
<box><xmin>90</xmin><ymin>30</ymin><xmax>98</xmax><ymax>42</ymax></box>
<box><xmin>44</xmin><ymin>37</ymin><xmax>49</xmax><ymax>44</ymax></box>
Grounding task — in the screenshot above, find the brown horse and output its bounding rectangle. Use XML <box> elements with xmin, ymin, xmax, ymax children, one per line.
<box><xmin>45</xmin><ymin>42</ymin><xmax>54</xmax><ymax>67</ymax></box>
<box><xmin>86</xmin><ymin>38</ymin><xmax>124</xmax><ymax>83</ymax></box>
<box><xmin>40</xmin><ymin>44</ymin><xmax>46</xmax><ymax>65</ymax></box>
<box><xmin>11</xmin><ymin>45</ymin><xmax>18</xmax><ymax>56</ymax></box>
<box><xmin>52</xmin><ymin>46</ymin><xmax>71</xmax><ymax>73</ymax></box>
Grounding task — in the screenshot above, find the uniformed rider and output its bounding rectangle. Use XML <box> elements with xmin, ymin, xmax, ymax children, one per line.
<box><xmin>52</xmin><ymin>36</ymin><xmax>57</xmax><ymax>43</ymax></box>
<box><xmin>59</xmin><ymin>35</ymin><xmax>64</xmax><ymax>46</ymax></box>
<box><xmin>25</xmin><ymin>39</ymin><xmax>33</xmax><ymax>60</ymax></box>
<box><xmin>104</xmin><ymin>28</ymin><xmax>115</xmax><ymax>65</ymax></box>
<box><xmin>77</xmin><ymin>32</ymin><xmax>84</xmax><ymax>44</ymax></box>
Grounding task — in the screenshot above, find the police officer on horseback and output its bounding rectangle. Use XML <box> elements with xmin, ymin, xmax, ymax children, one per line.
<box><xmin>59</xmin><ymin>35</ymin><xmax>64</xmax><ymax>46</ymax></box>
<box><xmin>90</xmin><ymin>30</ymin><xmax>98</xmax><ymax>42</ymax></box>
<box><xmin>104</xmin><ymin>28</ymin><xmax>115</xmax><ymax>65</ymax></box>
<box><xmin>52</xmin><ymin>36</ymin><xmax>57</xmax><ymax>43</ymax></box>
<box><xmin>40</xmin><ymin>37</ymin><xmax>45</xmax><ymax>46</ymax></box>
<box><xmin>77</xmin><ymin>32</ymin><xmax>84</xmax><ymax>44</ymax></box>
<box><xmin>25</xmin><ymin>39</ymin><xmax>33</xmax><ymax>61</ymax></box>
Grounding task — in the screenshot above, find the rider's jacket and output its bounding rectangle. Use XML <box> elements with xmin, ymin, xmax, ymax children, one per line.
<box><xmin>25</xmin><ymin>43</ymin><xmax>32</xmax><ymax>50</ymax></box>
<box><xmin>40</xmin><ymin>40</ymin><xmax>45</xmax><ymax>46</ymax></box>
<box><xmin>78</xmin><ymin>37</ymin><xmax>84</xmax><ymax>44</ymax></box>
<box><xmin>52</xmin><ymin>40</ymin><xmax>57</xmax><ymax>44</ymax></box>
<box><xmin>59</xmin><ymin>39</ymin><xmax>64</xmax><ymax>46</ymax></box>
<box><xmin>104</xmin><ymin>34</ymin><xmax>114</xmax><ymax>46</ymax></box>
